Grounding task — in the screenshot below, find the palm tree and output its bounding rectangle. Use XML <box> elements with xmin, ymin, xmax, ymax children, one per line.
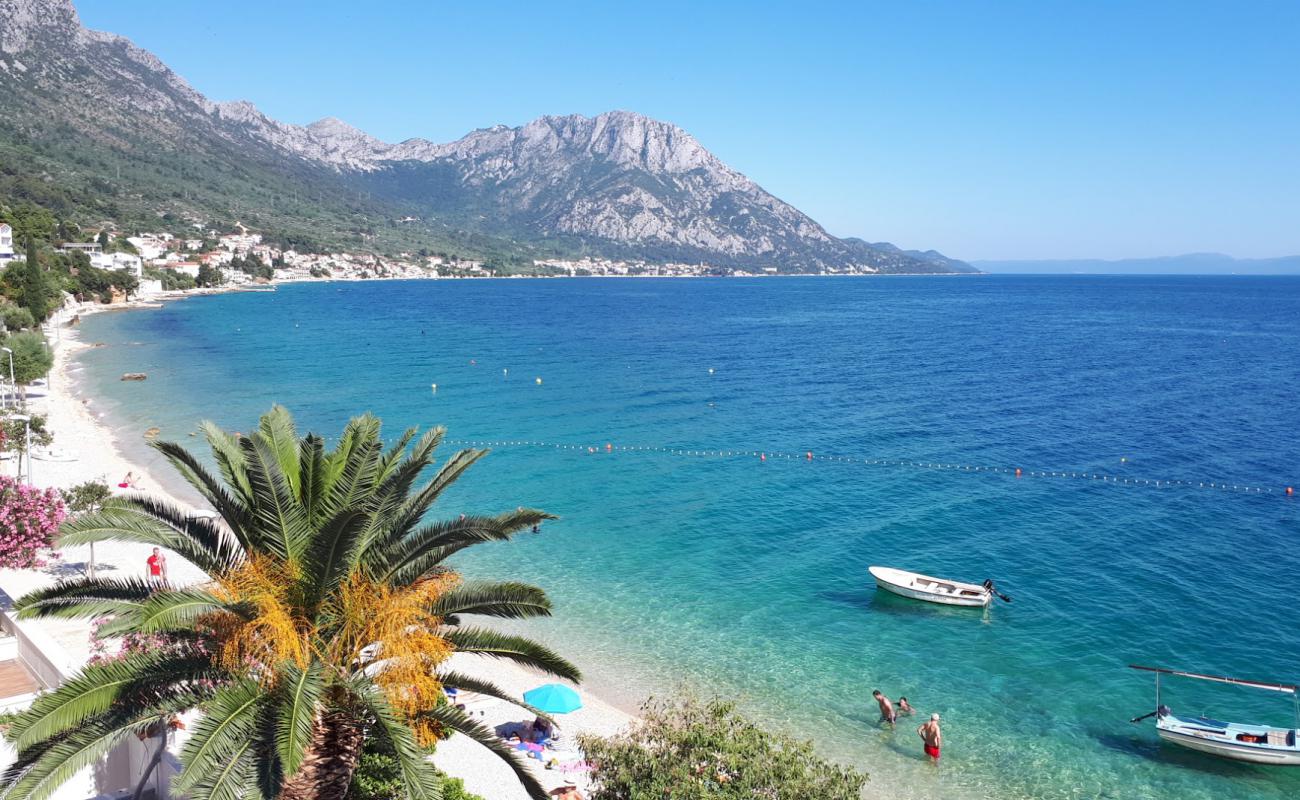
<box><xmin>0</xmin><ymin>406</ymin><xmax>578</xmax><ymax>800</ymax></box>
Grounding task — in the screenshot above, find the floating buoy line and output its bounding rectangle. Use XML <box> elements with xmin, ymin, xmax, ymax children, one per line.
<box><xmin>435</xmin><ymin>438</ymin><xmax>1294</xmax><ymax>498</ymax></box>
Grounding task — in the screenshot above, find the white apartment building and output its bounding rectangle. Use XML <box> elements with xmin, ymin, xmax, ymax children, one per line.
<box><xmin>0</xmin><ymin>223</ymin><xmax>13</xmax><ymax>261</ymax></box>
<box><xmin>90</xmin><ymin>251</ymin><xmax>144</xmax><ymax>277</ymax></box>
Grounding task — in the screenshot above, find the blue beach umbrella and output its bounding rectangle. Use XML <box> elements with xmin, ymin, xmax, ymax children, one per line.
<box><xmin>523</xmin><ymin>683</ymin><xmax>583</xmax><ymax>714</ymax></box>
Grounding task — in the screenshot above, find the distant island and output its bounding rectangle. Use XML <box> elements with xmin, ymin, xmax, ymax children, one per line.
<box><xmin>975</xmin><ymin>253</ymin><xmax>1300</xmax><ymax>275</ymax></box>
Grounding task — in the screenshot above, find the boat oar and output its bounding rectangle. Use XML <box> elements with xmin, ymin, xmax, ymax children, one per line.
<box><xmin>982</xmin><ymin>579</ymin><xmax>1013</xmax><ymax>603</ymax></box>
<box><xmin>1130</xmin><ymin>709</ymin><xmax>1159</xmax><ymax>724</ymax></box>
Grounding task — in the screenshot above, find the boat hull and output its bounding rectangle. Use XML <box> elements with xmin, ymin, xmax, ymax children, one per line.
<box><xmin>1157</xmin><ymin>718</ymin><xmax>1300</xmax><ymax>766</ymax></box>
<box><xmin>869</xmin><ymin>566</ymin><xmax>991</xmax><ymax>607</ymax></box>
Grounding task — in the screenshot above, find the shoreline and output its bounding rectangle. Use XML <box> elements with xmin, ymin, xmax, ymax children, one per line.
<box><xmin>6</xmin><ymin>301</ymin><xmax>639</xmax><ymax>800</ymax></box>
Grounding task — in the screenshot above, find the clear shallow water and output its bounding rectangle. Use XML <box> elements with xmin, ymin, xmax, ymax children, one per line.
<box><xmin>76</xmin><ymin>276</ymin><xmax>1300</xmax><ymax>799</ymax></box>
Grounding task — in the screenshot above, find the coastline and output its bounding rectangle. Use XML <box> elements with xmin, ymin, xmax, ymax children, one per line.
<box><xmin>6</xmin><ymin>299</ymin><xmax>638</xmax><ymax>800</ymax></box>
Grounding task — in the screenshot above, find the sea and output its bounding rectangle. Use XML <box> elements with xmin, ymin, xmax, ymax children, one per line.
<box><xmin>73</xmin><ymin>275</ymin><xmax>1300</xmax><ymax>800</ymax></box>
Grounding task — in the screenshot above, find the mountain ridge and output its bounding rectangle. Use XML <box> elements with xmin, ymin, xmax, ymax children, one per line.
<box><xmin>0</xmin><ymin>0</ymin><xmax>974</xmax><ymax>274</ymax></box>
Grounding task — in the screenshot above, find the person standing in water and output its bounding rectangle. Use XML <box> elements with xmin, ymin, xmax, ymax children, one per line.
<box><xmin>918</xmin><ymin>713</ymin><xmax>942</xmax><ymax>762</ymax></box>
<box><xmin>872</xmin><ymin>690</ymin><xmax>896</xmax><ymax>726</ymax></box>
<box><xmin>898</xmin><ymin>697</ymin><xmax>915</xmax><ymax>716</ymax></box>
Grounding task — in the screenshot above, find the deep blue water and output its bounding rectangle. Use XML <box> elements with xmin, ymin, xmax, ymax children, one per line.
<box><xmin>75</xmin><ymin>276</ymin><xmax>1300</xmax><ymax>799</ymax></box>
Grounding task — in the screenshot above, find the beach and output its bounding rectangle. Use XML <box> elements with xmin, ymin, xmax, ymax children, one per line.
<box><xmin>0</xmin><ymin>299</ymin><xmax>637</xmax><ymax>800</ymax></box>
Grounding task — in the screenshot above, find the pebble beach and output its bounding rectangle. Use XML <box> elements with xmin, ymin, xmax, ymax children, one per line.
<box><xmin>0</xmin><ymin>300</ymin><xmax>636</xmax><ymax>800</ymax></box>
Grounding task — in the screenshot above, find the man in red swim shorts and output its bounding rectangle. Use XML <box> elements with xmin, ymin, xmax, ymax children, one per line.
<box><xmin>918</xmin><ymin>713</ymin><xmax>942</xmax><ymax>762</ymax></box>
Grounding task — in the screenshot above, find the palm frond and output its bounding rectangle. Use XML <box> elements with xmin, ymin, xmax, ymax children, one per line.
<box><xmin>372</xmin><ymin>509</ymin><xmax>552</xmax><ymax>587</ymax></box>
<box><xmin>6</xmin><ymin>652</ymin><xmax>214</xmax><ymax>748</ymax></box>
<box><xmin>434</xmin><ymin>670</ymin><xmax>552</xmax><ymax>722</ymax></box>
<box><xmin>241</xmin><ymin>434</ymin><xmax>311</xmax><ymax>561</ymax></box>
<box><xmin>430</xmin><ymin>581</ymin><xmax>553</xmax><ymax>622</ymax></box>
<box><xmin>444</xmin><ymin>627</ymin><xmax>581</xmax><ymax>682</ymax></box>
<box><xmin>252</xmin><ymin>699</ymin><xmax>285</xmax><ymax>800</ymax></box>
<box><xmin>297</xmin><ymin>433</ymin><xmax>328</xmax><ymax>525</ymax></box>
<box><xmin>374</xmin><ymin>426</ymin><xmax>421</xmax><ymax>486</ymax></box>
<box><xmin>149</xmin><ymin>438</ymin><xmax>253</xmax><ymax>548</ymax></box>
<box><xmin>0</xmin><ymin>690</ymin><xmax>207</xmax><ymax>800</ymax></box>
<box><xmin>375</xmin><ymin>448</ymin><xmax>487</xmax><ymax>551</ymax></box>
<box><xmin>202</xmin><ymin>421</ymin><xmax>254</xmax><ymax>504</ymax></box>
<box><xmin>421</xmin><ymin>704</ymin><xmax>549</xmax><ymax>800</ymax></box>
<box><xmin>58</xmin><ymin>498</ymin><xmax>243</xmax><ymax>577</ymax></box>
<box><xmin>187</xmin><ymin>740</ymin><xmax>254</xmax><ymax>800</ymax></box>
<box><xmin>12</xmin><ymin>576</ymin><xmax>154</xmax><ymax>621</ymax></box>
<box><xmin>95</xmin><ymin>587</ymin><xmax>231</xmax><ymax>636</ymax></box>
<box><xmin>353</xmin><ymin>687</ymin><xmax>445</xmax><ymax>800</ymax></box>
<box><xmin>173</xmin><ymin>679</ymin><xmax>263</xmax><ymax>794</ymax></box>
<box><xmin>256</xmin><ymin>405</ymin><xmax>302</xmax><ymax>499</ymax></box>
<box><xmin>274</xmin><ymin>660</ymin><xmax>324</xmax><ymax>777</ymax></box>
<box><xmin>320</xmin><ymin>414</ymin><xmax>382</xmax><ymax>514</ymax></box>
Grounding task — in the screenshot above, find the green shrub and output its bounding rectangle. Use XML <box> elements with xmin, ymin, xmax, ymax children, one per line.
<box><xmin>345</xmin><ymin>732</ymin><xmax>485</xmax><ymax>800</ymax></box>
<box><xmin>0</xmin><ymin>305</ymin><xmax>36</xmax><ymax>331</ymax></box>
<box><xmin>579</xmin><ymin>696</ymin><xmax>867</xmax><ymax>800</ymax></box>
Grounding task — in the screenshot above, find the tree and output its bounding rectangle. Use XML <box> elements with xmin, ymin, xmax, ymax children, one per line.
<box><xmin>0</xmin><ymin>304</ymin><xmax>37</xmax><ymax>331</ymax></box>
<box><xmin>4</xmin><ymin>406</ymin><xmax>576</xmax><ymax>800</ymax></box>
<box><xmin>0</xmin><ymin>476</ymin><xmax>66</xmax><ymax>569</ymax></box>
<box><xmin>579</xmin><ymin>697</ymin><xmax>868</xmax><ymax>800</ymax></box>
<box><xmin>5</xmin><ymin>332</ymin><xmax>54</xmax><ymax>397</ymax></box>
<box><xmin>19</xmin><ymin>236</ymin><xmax>51</xmax><ymax>321</ymax></box>
<box><xmin>96</xmin><ymin>231</ymin><xmax>110</xmax><ymax>249</ymax></box>
<box><xmin>61</xmin><ymin>480</ymin><xmax>112</xmax><ymax>517</ymax></box>
<box><xmin>196</xmin><ymin>264</ymin><xmax>224</xmax><ymax>287</ymax></box>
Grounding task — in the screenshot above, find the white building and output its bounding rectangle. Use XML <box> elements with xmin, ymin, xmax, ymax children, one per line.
<box><xmin>90</xmin><ymin>251</ymin><xmax>144</xmax><ymax>277</ymax></box>
<box><xmin>126</xmin><ymin>236</ymin><xmax>168</xmax><ymax>261</ymax></box>
<box><xmin>0</xmin><ymin>223</ymin><xmax>13</xmax><ymax>262</ymax></box>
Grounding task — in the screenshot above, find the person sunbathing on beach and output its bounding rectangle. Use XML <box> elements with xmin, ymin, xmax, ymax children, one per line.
<box><xmin>898</xmin><ymin>696</ymin><xmax>915</xmax><ymax>715</ymax></box>
<box><xmin>872</xmin><ymin>690</ymin><xmax>896</xmax><ymax>726</ymax></box>
<box><xmin>119</xmin><ymin>471</ymin><xmax>140</xmax><ymax>489</ymax></box>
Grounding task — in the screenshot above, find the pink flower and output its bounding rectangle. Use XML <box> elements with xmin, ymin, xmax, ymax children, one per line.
<box><xmin>0</xmin><ymin>477</ymin><xmax>66</xmax><ymax>569</ymax></box>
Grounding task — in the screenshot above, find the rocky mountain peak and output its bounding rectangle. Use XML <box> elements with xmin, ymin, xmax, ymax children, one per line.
<box><xmin>307</xmin><ymin>116</ymin><xmax>371</xmax><ymax>140</ymax></box>
<box><xmin>0</xmin><ymin>0</ymin><xmax>79</xmax><ymax>54</ymax></box>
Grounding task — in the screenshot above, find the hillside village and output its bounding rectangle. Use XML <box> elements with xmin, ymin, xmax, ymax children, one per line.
<box><xmin>0</xmin><ymin>216</ymin><xmax>815</xmax><ymax>309</ymax></box>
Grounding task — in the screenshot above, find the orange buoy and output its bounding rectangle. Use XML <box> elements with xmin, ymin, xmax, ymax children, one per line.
<box><xmin>605</xmin><ymin>443</ymin><xmax>612</xmax><ymax>452</ymax></box>
<box><xmin>760</xmin><ymin>453</ymin><xmax>766</xmax><ymax>462</ymax></box>
<box><xmin>1288</xmin><ymin>486</ymin><xmax>1295</xmax><ymax>496</ymax></box>
<box><xmin>806</xmin><ymin>451</ymin><xmax>813</xmax><ymax>460</ymax></box>
<box><xmin>1015</xmin><ymin>468</ymin><xmax>1022</xmax><ymax>477</ymax></box>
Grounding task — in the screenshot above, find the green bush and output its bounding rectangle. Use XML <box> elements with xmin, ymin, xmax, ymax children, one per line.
<box><xmin>579</xmin><ymin>696</ymin><xmax>867</xmax><ymax>800</ymax></box>
<box><xmin>3</xmin><ymin>331</ymin><xmax>53</xmax><ymax>395</ymax></box>
<box><xmin>345</xmin><ymin>733</ymin><xmax>485</xmax><ymax>800</ymax></box>
<box><xmin>0</xmin><ymin>305</ymin><xmax>35</xmax><ymax>331</ymax></box>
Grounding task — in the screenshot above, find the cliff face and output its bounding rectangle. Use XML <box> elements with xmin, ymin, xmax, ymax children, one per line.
<box><xmin>0</xmin><ymin>0</ymin><xmax>974</xmax><ymax>273</ymax></box>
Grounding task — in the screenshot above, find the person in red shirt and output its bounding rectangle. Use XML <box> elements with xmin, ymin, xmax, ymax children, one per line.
<box><xmin>146</xmin><ymin>547</ymin><xmax>168</xmax><ymax>590</ymax></box>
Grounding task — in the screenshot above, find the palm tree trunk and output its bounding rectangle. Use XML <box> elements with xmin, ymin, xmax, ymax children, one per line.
<box><xmin>280</xmin><ymin>711</ymin><xmax>366</xmax><ymax>800</ymax></box>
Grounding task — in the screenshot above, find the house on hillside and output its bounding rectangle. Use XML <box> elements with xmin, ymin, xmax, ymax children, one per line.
<box><xmin>0</xmin><ymin>223</ymin><xmax>13</xmax><ymax>262</ymax></box>
<box><xmin>90</xmin><ymin>251</ymin><xmax>144</xmax><ymax>277</ymax></box>
<box><xmin>59</xmin><ymin>242</ymin><xmax>104</xmax><ymax>257</ymax></box>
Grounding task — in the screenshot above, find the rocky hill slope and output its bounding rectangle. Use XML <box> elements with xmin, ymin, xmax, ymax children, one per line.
<box><xmin>0</xmin><ymin>0</ymin><xmax>973</xmax><ymax>273</ymax></box>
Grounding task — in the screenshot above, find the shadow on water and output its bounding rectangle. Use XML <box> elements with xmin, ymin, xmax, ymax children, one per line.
<box><xmin>1090</xmin><ymin>725</ymin><xmax>1287</xmax><ymax>779</ymax></box>
<box><xmin>821</xmin><ymin>587</ymin><xmax>996</xmax><ymax>622</ymax></box>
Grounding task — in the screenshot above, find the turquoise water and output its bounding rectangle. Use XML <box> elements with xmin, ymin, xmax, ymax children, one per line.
<box><xmin>75</xmin><ymin>277</ymin><xmax>1300</xmax><ymax>799</ymax></box>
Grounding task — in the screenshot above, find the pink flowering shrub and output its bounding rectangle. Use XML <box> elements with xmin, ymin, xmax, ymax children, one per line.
<box><xmin>0</xmin><ymin>476</ymin><xmax>66</xmax><ymax>569</ymax></box>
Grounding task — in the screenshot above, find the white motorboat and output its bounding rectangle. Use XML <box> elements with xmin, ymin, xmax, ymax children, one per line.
<box><xmin>868</xmin><ymin>566</ymin><xmax>1006</xmax><ymax>607</ymax></box>
<box><xmin>1130</xmin><ymin>665</ymin><xmax>1300</xmax><ymax>766</ymax></box>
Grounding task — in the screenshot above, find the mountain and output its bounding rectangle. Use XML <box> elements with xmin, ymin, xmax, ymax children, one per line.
<box><xmin>974</xmin><ymin>253</ymin><xmax>1300</xmax><ymax>275</ymax></box>
<box><xmin>0</xmin><ymin>0</ymin><xmax>974</xmax><ymax>274</ymax></box>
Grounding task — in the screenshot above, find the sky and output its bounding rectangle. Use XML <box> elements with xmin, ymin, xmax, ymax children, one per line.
<box><xmin>75</xmin><ymin>0</ymin><xmax>1300</xmax><ymax>261</ymax></box>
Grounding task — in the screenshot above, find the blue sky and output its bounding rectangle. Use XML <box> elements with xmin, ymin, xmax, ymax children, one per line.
<box><xmin>76</xmin><ymin>0</ymin><xmax>1299</xmax><ymax>261</ymax></box>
